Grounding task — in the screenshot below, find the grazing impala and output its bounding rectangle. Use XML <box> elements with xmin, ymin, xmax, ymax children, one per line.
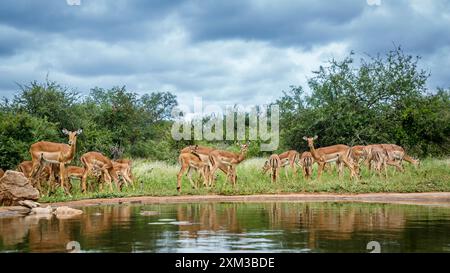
<box><xmin>278</xmin><ymin>150</ymin><xmax>300</xmax><ymax>177</ymax></box>
<box><xmin>364</xmin><ymin>144</ymin><xmax>418</xmax><ymax>172</ymax></box>
<box><xmin>182</xmin><ymin>145</ymin><xmax>232</xmax><ymax>183</ymax></box>
<box><xmin>29</xmin><ymin>128</ymin><xmax>82</xmax><ymax>193</ymax></box>
<box><xmin>303</xmin><ymin>136</ymin><xmax>358</xmax><ymax>180</ymax></box>
<box><xmin>262</xmin><ymin>150</ymin><xmax>299</xmax><ymax>178</ymax></box>
<box><xmin>112</xmin><ymin>160</ymin><xmax>134</xmax><ymax>189</ymax></box>
<box><xmin>80</xmin><ymin>151</ymin><xmax>119</xmax><ymax>193</ymax></box>
<box><xmin>208</xmin><ymin>143</ymin><xmax>249</xmax><ymax>187</ymax></box>
<box><xmin>299</xmin><ymin>151</ymin><xmax>314</xmax><ymax>180</ymax></box>
<box><xmin>262</xmin><ymin>154</ymin><xmax>281</xmax><ymax>183</ymax></box>
<box><xmin>177</xmin><ymin>151</ymin><xmax>210</xmax><ymax>192</ymax></box>
<box><xmin>370</xmin><ymin>146</ymin><xmax>388</xmax><ymax>178</ymax></box>
<box><xmin>17</xmin><ymin>160</ymin><xmax>54</xmax><ymax>190</ymax></box>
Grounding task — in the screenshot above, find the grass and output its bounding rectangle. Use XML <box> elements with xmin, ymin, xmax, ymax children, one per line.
<box><xmin>38</xmin><ymin>157</ymin><xmax>450</xmax><ymax>203</ymax></box>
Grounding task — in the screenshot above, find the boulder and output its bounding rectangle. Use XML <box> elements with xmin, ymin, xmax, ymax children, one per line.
<box><xmin>0</xmin><ymin>171</ymin><xmax>39</xmax><ymax>206</ymax></box>
<box><xmin>30</xmin><ymin>206</ymin><xmax>53</xmax><ymax>215</ymax></box>
<box><xmin>18</xmin><ymin>200</ymin><xmax>41</xmax><ymax>209</ymax></box>
<box><xmin>54</xmin><ymin>206</ymin><xmax>83</xmax><ymax>219</ymax></box>
<box><xmin>0</xmin><ymin>206</ymin><xmax>31</xmax><ymax>218</ymax></box>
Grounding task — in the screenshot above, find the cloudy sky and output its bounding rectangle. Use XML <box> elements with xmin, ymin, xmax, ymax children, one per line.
<box><xmin>1</xmin><ymin>0</ymin><xmax>449</xmax><ymax>108</ymax></box>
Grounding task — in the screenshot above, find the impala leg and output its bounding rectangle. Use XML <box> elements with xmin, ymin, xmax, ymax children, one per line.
<box><xmin>317</xmin><ymin>162</ymin><xmax>324</xmax><ymax>180</ymax></box>
<box><xmin>290</xmin><ymin>160</ymin><xmax>297</xmax><ymax>178</ymax></box>
<box><xmin>341</xmin><ymin>157</ymin><xmax>357</xmax><ymax>180</ymax></box>
<box><xmin>187</xmin><ymin>168</ymin><xmax>198</xmax><ymax>189</ymax></box>
<box><xmin>177</xmin><ymin>164</ymin><xmax>188</xmax><ymax>193</ymax></box>
<box><xmin>81</xmin><ymin>167</ymin><xmax>90</xmax><ymax>193</ymax></box>
<box><xmin>59</xmin><ymin>163</ymin><xmax>67</xmax><ymax>194</ymax></box>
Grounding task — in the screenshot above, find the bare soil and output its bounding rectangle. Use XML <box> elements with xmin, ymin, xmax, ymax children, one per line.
<box><xmin>43</xmin><ymin>192</ymin><xmax>450</xmax><ymax>208</ymax></box>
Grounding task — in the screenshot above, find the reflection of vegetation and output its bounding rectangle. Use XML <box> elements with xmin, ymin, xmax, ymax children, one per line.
<box><xmin>2</xmin><ymin>202</ymin><xmax>449</xmax><ymax>252</ymax></box>
<box><xmin>38</xmin><ymin>157</ymin><xmax>450</xmax><ymax>203</ymax></box>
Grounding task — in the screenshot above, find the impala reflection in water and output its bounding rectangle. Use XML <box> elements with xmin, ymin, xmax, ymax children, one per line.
<box><xmin>0</xmin><ymin>202</ymin><xmax>449</xmax><ymax>252</ymax></box>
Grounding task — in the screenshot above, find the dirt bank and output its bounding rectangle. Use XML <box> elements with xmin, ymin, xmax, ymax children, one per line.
<box><xmin>43</xmin><ymin>192</ymin><xmax>450</xmax><ymax>208</ymax></box>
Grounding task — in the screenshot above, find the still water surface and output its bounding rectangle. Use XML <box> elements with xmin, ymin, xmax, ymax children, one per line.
<box><xmin>1</xmin><ymin>202</ymin><xmax>449</xmax><ymax>252</ymax></box>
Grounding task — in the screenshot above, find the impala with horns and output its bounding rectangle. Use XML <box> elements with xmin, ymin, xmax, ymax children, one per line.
<box><xmin>29</xmin><ymin>128</ymin><xmax>82</xmax><ymax>194</ymax></box>
<box><xmin>303</xmin><ymin>136</ymin><xmax>358</xmax><ymax>180</ymax></box>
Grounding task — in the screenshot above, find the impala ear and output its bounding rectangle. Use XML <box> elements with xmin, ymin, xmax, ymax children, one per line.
<box><xmin>302</xmin><ymin>136</ymin><xmax>308</xmax><ymax>141</ymax></box>
<box><xmin>76</xmin><ymin>128</ymin><xmax>83</xmax><ymax>135</ymax></box>
<box><xmin>62</xmin><ymin>128</ymin><xmax>69</xmax><ymax>135</ymax></box>
<box><xmin>313</xmin><ymin>135</ymin><xmax>318</xmax><ymax>140</ymax></box>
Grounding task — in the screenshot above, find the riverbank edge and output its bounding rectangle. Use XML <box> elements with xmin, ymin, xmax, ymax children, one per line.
<box><xmin>36</xmin><ymin>192</ymin><xmax>450</xmax><ymax>208</ymax></box>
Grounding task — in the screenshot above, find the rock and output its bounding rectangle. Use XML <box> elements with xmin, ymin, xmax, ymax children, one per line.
<box><xmin>0</xmin><ymin>206</ymin><xmax>31</xmax><ymax>218</ymax></box>
<box><xmin>0</xmin><ymin>170</ymin><xmax>39</xmax><ymax>206</ymax></box>
<box><xmin>18</xmin><ymin>200</ymin><xmax>41</xmax><ymax>209</ymax></box>
<box><xmin>54</xmin><ymin>206</ymin><xmax>83</xmax><ymax>217</ymax></box>
<box><xmin>30</xmin><ymin>206</ymin><xmax>53</xmax><ymax>215</ymax></box>
<box><xmin>139</xmin><ymin>210</ymin><xmax>159</xmax><ymax>216</ymax></box>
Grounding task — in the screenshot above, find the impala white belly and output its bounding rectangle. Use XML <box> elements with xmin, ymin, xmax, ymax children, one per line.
<box><xmin>39</xmin><ymin>152</ymin><xmax>61</xmax><ymax>164</ymax></box>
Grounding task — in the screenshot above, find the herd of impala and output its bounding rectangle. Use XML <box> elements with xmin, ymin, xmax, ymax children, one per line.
<box><xmin>0</xmin><ymin>129</ymin><xmax>419</xmax><ymax>196</ymax></box>
<box><xmin>0</xmin><ymin>129</ymin><xmax>134</xmax><ymax>196</ymax></box>
<box><xmin>176</xmin><ymin>136</ymin><xmax>420</xmax><ymax>191</ymax></box>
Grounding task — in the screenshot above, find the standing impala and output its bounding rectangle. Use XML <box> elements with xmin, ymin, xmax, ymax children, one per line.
<box><xmin>207</xmin><ymin>143</ymin><xmax>249</xmax><ymax>187</ymax></box>
<box><xmin>299</xmin><ymin>151</ymin><xmax>314</xmax><ymax>180</ymax></box>
<box><xmin>181</xmin><ymin>145</ymin><xmax>232</xmax><ymax>183</ymax></box>
<box><xmin>303</xmin><ymin>136</ymin><xmax>358</xmax><ymax>180</ymax></box>
<box><xmin>264</xmin><ymin>154</ymin><xmax>281</xmax><ymax>183</ymax></box>
<box><xmin>29</xmin><ymin>128</ymin><xmax>82</xmax><ymax>193</ymax></box>
<box><xmin>177</xmin><ymin>151</ymin><xmax>210</xmax><ymax>192</ymax></box>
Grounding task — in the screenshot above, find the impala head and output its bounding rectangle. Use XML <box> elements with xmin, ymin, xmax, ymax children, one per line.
<box><xmin>239</xmin><ymin>143</ymin><xmax>249</xmax><ymax>154</ymax></box>
<box><xmin>62</xmin><ymin>128</ymin><xmax>83</xmax><ymax>145</ymax></box>
<box><xmin>302</xmin><ymin>135</ymin><xmax>318</xmax><ymax>147</ymax></box>
<box><xmin>188</xmin><ymin>145</ymin><xmax>199</xmax><ymax>154</ymax></box>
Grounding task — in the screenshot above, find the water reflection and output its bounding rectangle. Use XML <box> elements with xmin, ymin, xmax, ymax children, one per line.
<box><xmin>0</xmin><ymin>202</ymin><xmax>449</xmax><ymax>252</ymax></box>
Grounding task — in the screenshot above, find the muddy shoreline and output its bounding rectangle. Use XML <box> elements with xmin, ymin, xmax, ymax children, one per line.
<box><xmin>40</xmin><ymin>192</ymin><xmax>450</xmax><ymax>208</ymax></box>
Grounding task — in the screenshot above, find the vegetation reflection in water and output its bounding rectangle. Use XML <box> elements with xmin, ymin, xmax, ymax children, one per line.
<box><xmin>1</xmin><ymin>202</ymin><xmax>450</xmax><ymax>253</ymax></box>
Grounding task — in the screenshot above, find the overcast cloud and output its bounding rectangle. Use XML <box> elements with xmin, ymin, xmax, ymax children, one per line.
<box><xmin>1</xmin><ymin>0</ymin><xmax>449</xmax><ymax>108</ymax></box>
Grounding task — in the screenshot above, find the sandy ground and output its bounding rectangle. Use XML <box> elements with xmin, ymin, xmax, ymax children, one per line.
<box><xmin>41</xmin><ymin>192</ymin><xmax>450</xmax><ymax>208</ymax></box>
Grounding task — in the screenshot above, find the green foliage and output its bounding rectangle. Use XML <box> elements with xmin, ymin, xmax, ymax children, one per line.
<box><xmin>276</xmin><ymin>47</ymin><xmax>450</xmax><ymax>157</ymax></box>
<box><xmin>0</xmin><ymin>111</ymin><xmax>59</xmax><ymax>169</ymax></box>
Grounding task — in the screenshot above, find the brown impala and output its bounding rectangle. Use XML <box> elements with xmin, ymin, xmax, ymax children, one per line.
<box><xmin>29</xmin><ymin>128</ymin><xmax>82</xmax><ymax>194</ymax></box>
<box><xmin>303</xmin><ymin>136</ymin><xmax>358</xmax><ymax>180</ymax></box>
<box><xmin>208</xmin><ymin>143</ymin><xmax>249</xmax><ymax>187</ymax></box>
<box><xmin>80</xmin><ymin>151</ymin><xmax>119</xmax><ymax>193</ymax></box>
<box><xmin>181</xmin><ymin>145</ymin><xmax>233</xmax><ymax>186</ymax></box>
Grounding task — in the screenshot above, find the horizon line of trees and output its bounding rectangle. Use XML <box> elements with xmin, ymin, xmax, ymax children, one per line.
<box><xmin>0</xmin><ymin>46</ymin><xmax>449</xmax><ymax>170</ymax></box>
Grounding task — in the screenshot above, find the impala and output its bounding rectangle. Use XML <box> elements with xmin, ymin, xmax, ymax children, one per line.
<box><xmin>303</xmin><ymin>136</ymin><xmax>358</xmax><ymax>180</ymax></box>
<box><xmin>299</xmin><ymin>151</ymin><xmax>314</xmax><ymax>180</ymax></box>
<box><xmin>18</xmin><ymin>159</ymin><xmax>56</xmax><ymax>192</ymax></box>
<box><xmin>112</xmin><ymin>160</ymin><xmax>134</xmax><ymax>189</ymax></box>
<box><xmin>370</xmin><ymin>146</ymin><xmax>388</xmax><ymax>178</ymax></box>
<box><xmin>177</xmin><ymin>151</ymin><xmax>210</xmax><ymax>192</ymax></box>
<box><xmin>262</xmin><ymin>154</ymin><xmax>282</xmax><ymax>183</ymax></box>
<box><xmin>347</xmin><ymin>145</ymin><xmax>368</xmax><ymax>175</ymax></box>
<box><xmin>278</xmin><ymin>150</ymin><xmax>300</xmax><ymax>177</ymax></box>
<box><xmin>181</xmin><ymin>145</ymin><xmax>233</xmax><ymax>184</ymax></box>
<box><xmin>29</xmin><ymin>128</ymin><xmax>82</xmax><ymax>193</ymax></box>
<box><xmin>364</xmin><ymin>144</ymin><xmax>418</xmax><ymax>172</ymax></box>
<box><xmin>208</xmin><ymin>143</ymin><xmax>249</xmax><ymax>187</ymax></box>
<box><xmin>80</xmin><ymin>151</ymin><xmax>119</xmax><ymax>193</ymax></box>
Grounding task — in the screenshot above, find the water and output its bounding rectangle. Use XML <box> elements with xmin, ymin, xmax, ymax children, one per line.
<box><xmin>1</xmin><ymin>202</ymin><xmax>449</xmax><ymax>253</ymax></box>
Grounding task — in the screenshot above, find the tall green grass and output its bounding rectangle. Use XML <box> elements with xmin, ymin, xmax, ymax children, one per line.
<box><xmin>39</xmin><ymin>157</ymin><xmax>450</xmax><ymax>203</ymax></box>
